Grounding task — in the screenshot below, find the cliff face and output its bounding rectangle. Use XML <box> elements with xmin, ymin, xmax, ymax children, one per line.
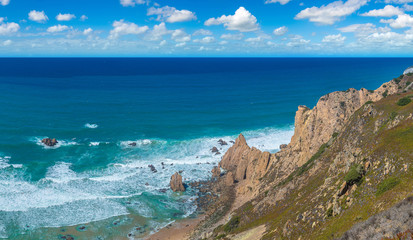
<box><xmin>193</xmin><ymin>72</ymin><xmax>413</xmax><ymax>240</ymax></box>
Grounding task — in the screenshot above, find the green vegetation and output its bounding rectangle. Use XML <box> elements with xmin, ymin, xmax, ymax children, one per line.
<box><xmin>393</xmin><ymin>78</ymin><xmax>401</xmax><ymax>84</ymax></box>
<box><xmin>344</xmin><ymin>164</ymin><xmax>364</xmax><ymax>186</ymax></box>
<box><xmin>407</xmin><ymin>81</ymin><xmax>412</xmax><ymax>86</ymax></box>
<box><xmin>376</xmin><ymin>176</ymin><xmax>401</xmax><ymax>196</ymax></box>
<box><xmin>223</xmin><ymin>216</ymin><xmax>240</xmax><ymax>233</ymax></box>
<box><xmin>332</xmin><ymin>132</ymin><xmax>339</xmax><ymax>138</ymax></box>
<box><xmin>383</xmin><ymin>84</ymin><xmax>387</xmax><ymax>88</ymax></box>
<box><xmin>382</xmin><ymin>90</ymin><xmax>389</xmax><ymax>98</ymax></box>
<box><xmin>368</xmin><ymin>90</ymin><xmax>375</xmax><ymax>93</ymax></box>
<box><xmin>365</xmin><ymin>101</ymin><xmax>373</xmax><ymax>105</ymax></box>
<box><xmin>390</xmin><ymin>111</ymin><xmax>397</xmax><ymax>120</ymax></box>
<box><xmin>326</xmin><ymin>207</ymin><xmax>333</xmax><ymax>217</ymax></box>
<box><xmin>297</xmin><ymin>143</ymin><xmax>328</xmax><ymax>176</ymax></box>
<box><xmin>215</xmin><ymin>234</ymin><xmax>227</xmax><ymax>239</ymax></box>
<box><xmin>340</xmin><ymin>102</ymin><xmax>346</xmax><ymax>108</ymax></box>
<box><xmin>396</xmin><ymin>97</ymin><xmax>412</xmax><ymax>106</ymax></box>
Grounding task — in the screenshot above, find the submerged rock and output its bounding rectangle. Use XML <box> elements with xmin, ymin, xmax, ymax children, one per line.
<box><xmin>128</xmin><ymin>142</ymin><xmax>137</xmax><ymax>146</ymax></box>
<box><xmin>170</xmin><ymin>172</ymin><xmax>186</xmax><ymax>192</ymax></box>
<box><xmin>211</xmin><ymin>147</ymin><xmax>219</xmax><ymax>153</ymax></box>
<box><xmin>42</xmin><ymin>138</ymin><xmax>58</xmax><ymax>147</ymax></box>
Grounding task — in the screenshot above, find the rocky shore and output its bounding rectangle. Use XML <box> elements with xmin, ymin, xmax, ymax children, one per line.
<box><xmin>162</xmin><ymin>69</ymin><xmax>413</xmax><ymax>239</ymax></box>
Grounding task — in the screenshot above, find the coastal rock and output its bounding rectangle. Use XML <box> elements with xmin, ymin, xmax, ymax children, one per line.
<box><xmin>211</xmin><ymin>166</ymin><xmax>221</xmax><ymax>179</ymax></box>
<box><xmin>170</xmin><ymin>172</ymin><xmax>185</xmax><ymax>192</ymax></box>
<box><xmin>220</xmin><ymin>134</ymin><xmax>250</xmax><ymax>172</ymax></box>
<box><xmin>280</xmin><ymin>144</ymin><xmax>288</xmax><ymax>149</ymax></box>
<box><xmin>225</xmin><ymin>172</ymin><xmax>234</xmax><ymax>186</ymax></box>
<box><xmin>218</xmin><ymin>139</ymin><xmax>228</xmax><ymax>146</ymax></box>
<box><xmin>128</xmin><ymin>142</ymin><xmax>137</xmax><ymax>146</ymax></box>
<box><xmin>41</xmin><ymin>138</ymin><xmax>58</xmax><ymax>147</ymax></box>
<box><xmin>148</xmin><ymin>164</ymin><xmax>157</xmax><ymax>173</ymax></box>
<box><xmin>211</xmin><ymin>147</ymin><xmax>219</xmax><ymax>153</ymax></box>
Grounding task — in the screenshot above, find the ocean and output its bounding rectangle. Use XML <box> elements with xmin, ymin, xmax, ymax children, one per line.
<box><xmin>0</xmin><ymin>58</ymin><xmax>411</xmax><ymax>239</ymax></box>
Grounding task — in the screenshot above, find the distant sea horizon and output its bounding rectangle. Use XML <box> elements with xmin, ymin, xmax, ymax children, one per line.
<box><xmin>0</xmin><ymin>57</ymin><xmax>411</xmax><ymax>239</ymax></box>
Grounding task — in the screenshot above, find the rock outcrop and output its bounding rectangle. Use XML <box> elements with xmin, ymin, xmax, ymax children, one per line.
<box><xmin>41</xmin><ymin>138</ymin><xmax>58</xmax><ymax>147</ymax></box>
<box><xmin>170</xmin><ymin>172</ymin><xmax>185</xmax><ymax>192</ymax></box>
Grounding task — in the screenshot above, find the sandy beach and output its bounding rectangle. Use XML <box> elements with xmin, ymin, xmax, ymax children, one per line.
<box><xmin>145</xmin><ymin>215</ymin><xmax>205</xmax><ymax>240</ymax></box>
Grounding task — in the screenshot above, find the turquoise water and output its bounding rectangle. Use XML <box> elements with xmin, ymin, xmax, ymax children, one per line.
<box><xmin>0</xmin><ymin>58</ymin><xmax>411</xmax><ymax>239</ymax></box>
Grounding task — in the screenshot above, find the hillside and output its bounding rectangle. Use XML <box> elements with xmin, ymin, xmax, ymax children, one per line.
<box><xmin>190</xmin><ymin>72</ymin><xmax>413</xmax><ymax>239</ymax></box>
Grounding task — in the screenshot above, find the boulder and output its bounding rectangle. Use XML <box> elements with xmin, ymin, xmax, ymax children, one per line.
<box><xmin>170</xmin><ymin>172</ymin><xmax>186</xmax><ymax>192</ymax></box>
<box><xmin>218</xmin><ymin>139</ymin><xmax>228</xmax><ymax>146</ymax></box>
<box><xmin>148</xmin><ymin>164</ymin><xmax>157</xmax><ymax>173</ymax></box>
<box><xmin>211</xmin><ymin>147</ymin><xmax>219</xmax><ymax>153</ymax></box>
<box><xmin>280</xmin><ymin>144</ymin><xmax>288</xmax><ymax>149</ymax></box>
<box><xmin>41</xmin><ymin>138</ymin><xmax>58</xmax><ymax>147</ymax></box>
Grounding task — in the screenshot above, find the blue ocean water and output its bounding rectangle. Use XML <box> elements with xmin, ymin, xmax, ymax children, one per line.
<box><xmin>0</xmin><ymin>58</ymin><xmax>411</xmax><ymax>239</ymax></box>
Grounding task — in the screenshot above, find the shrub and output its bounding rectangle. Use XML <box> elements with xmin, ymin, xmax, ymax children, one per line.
<box><xmin>393</xmin><ymin>78</ymin><xmax>401</xmax><ymax>84</ymax></box>
<box><xmin>383</xmin><ymin>84</ymin><xmax>387</xmax><ymax>88</ymax></box>
<box><xmin>397</xmin><ymin>97</ymin><xmax>412</xmax><ymax>106</ymax></box>
<box><xmin>407</xmin><ymin>81</ymin><xmax>412</xmax><ymax>86</ymax></box>
<box><xmin>376</xmin><ymin>176</ymin><xmax>400</xmax><ymax>196</ymax></box>
<box><xmin>368</xmin><ymin>90</ymin><xmax>375</xmax><ymax>93</ymax></box>
<box><xmin>326</xmin><ymin>207</ymin><xmax>333</xmax><ymax>217</ymax></box>
<box><xmin>344</xmin><ymin>164</ymin><xmax>364</xmax><ymax>186</ymax></box>
<box><xmin>382</xmin><ymin>90</ymin><xmax>389</xmax><ymax>98</ymax></box>
<box><xmin>365</xmin><ymin>101</ymin><xmax>373</xmax><ymax>105</ymax></box>
<box><xmin>223</xmin><ymin>216</ymin><xmax>240</xmax><ymax>233</ymax></box>
<box><xmin>332</xmin><ymin>132</ymin><xmax>339</xmax><ymax>138</ymax></box>
<box><xmin>390</xmin><ymin>111</ymin><xmax>397</xmax><ymax>120</ymax></box>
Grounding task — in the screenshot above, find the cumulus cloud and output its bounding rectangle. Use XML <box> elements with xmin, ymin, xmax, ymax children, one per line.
<box><xmin>171</xmin><ymin>29</ymin><xmax>191</xmax><ymax>42</ymax></box>
<box><xmin>47</xmin><ymin>24</ymin><xmax>69</xmax><ymax>33</ymax></box>
<box><xmin>193</xmin><ymin>36</ymin><xmax>215</xmax><ymax>43</ymax></box>
<box><xmin>381</xmin><ymin>13</ymin><xmax>413</xmax><ymax>28</ymax></box>
<box><xmin>0</xmin><ymin>21</ymin><xmax>19</xmax><ymax>35</ymax></box>
<box><xmin>295</xmin><ymin>0</ymin><xmax>368</xmax><ymax>25</ymax></box>
<box><xmin>120</xmin><ymin>0</ymin><xmax>144</xmax><ymax>7</ymax></box>
<box><xmin>109</xmin><ymin>20</ymin><xmax>148</xmax><ymax>38</ymax></box>
<box><xmin>265</xmin><ymin>0</ymin><xmax>292</xmax><ymax>4</ymax></box>
<box><xmin>220</xmin><ymin>33</ymin><xmax>244</xmax><ymax>40</ymax></box>
<box><xmin>361</xmin><ymin>5</ymin><xmax>403</xmax><ymax>17</ymax></box>
<box><xmin>56</xmin><ymin>13</ymin><xmax>76</xmax><ymax>21</ymax></box>
<box><xmin>83</xmin><ymin>28</ymin><xmax>93</xmax><ymax>35</ymax></box>
<box><xmin>147</xmin><ymin>6</ymin><xmax>197</xmax><ymax>23</ymax></box>
<box><xmin>146</xmin><ymin>22</ymin><xmax>170</xmax><ymax>41</ymax></box>
<box><xmin>29</xmin><ymin>10</ymin><xmax>48</xmax><ymax>23</ymax></box>
<box><xmin>273</xmin><ymin>26</ymin><xmax>288</xmax><ymax>36</ymax></box>
<box><xmin>80</xmin><ymin>15</ymin><xmax>88</xmax><ymax>21</ymax></box>
<box><xmin>322</xmin><ymin>33</ymin><xmax>346</xmax><ymax>43</ymax></box>
<box><xmin>193</xmin><ymin>29</ymin><xmax>213</xmax><ymax>36</ymax></box>
<box><xmin>0</xmin><ymin>0</ymin><xmax>9</xmax><ymax>6</ymax></box>
<box><xmin>205</xmin><ymin>7</ymin><xmax>259</xmax><ymax>32</ymax></box>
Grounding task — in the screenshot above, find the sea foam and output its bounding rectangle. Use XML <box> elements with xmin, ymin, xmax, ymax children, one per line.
<box><xmin>84</xmin><ymin>123</ymin><xmax>99</xmax><ymax>129</ymax></box>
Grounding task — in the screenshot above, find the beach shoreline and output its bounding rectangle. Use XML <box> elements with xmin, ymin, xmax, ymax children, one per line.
<box><xmin>144</xmin><ymin>215</ymin><xmax>205</xmax><ymax>240</ymax></box>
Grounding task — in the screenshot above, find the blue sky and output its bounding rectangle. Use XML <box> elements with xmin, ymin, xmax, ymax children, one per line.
<box><xmin>0</xmin><ymin>0</ymin><xmax>413</xmax><ymax>56</ymax></box>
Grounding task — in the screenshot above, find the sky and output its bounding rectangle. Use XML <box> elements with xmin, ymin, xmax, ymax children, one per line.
<box><xmin>0</xmin><ymin>0</ymin><xmax>413</xmax><ymax>56</ymax></box>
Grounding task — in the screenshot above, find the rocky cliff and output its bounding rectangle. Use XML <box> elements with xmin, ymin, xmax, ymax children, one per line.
<box><xmin>191</xmin><ymin>71</ymin><xmax>413</xmax><ymax>240</ymax></box>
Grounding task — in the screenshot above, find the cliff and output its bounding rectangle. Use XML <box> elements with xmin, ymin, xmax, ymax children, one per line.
<box><xmin>191</xmin><ymin>71</ymin><xmax>413</xmax><ymax>239</ymax></box>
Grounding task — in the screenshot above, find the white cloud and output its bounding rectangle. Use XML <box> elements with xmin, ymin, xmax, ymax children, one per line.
<box><xmin>56</xmin><ymin>13</ymin><xmax>76</xmax><ymax>21</ymax></box>
<box><xmin>171</xmin><ymin>29</ymin><xmax>191</xmax><ymax>42</ymax></box>
<box><xmin>381</xmin><ymin>13</ymin><xmax>413</xmax><ymax>28</ymax></box>
<box><xmin>295</xmin><ymin>0</ymin><xmax>368</xmax><ymax>25</ymax></box>
<box><xmin>265</xmin><ymin>0</ymin><xmax>292</xmax><ymax>4</ymax></box>
<box><xmin>3</xmin><ymin>39</ymin><xmax>12</xmax><ymax>46</ymax></box>
<box><xmin>47</xmin><ymin>24</ymin><xmax>69</xmax><ymax>33</ymax></box>
<box><xmin>146</xmin><ymin>22</ymin><xmax>170</xmax><ymax>41</ymax></box>
<box><xmin>385</xmin><ymin>0</ymin><xmax>413</xmax><ymax>3</ymax></box>
<box><xmin>220</xmin><ymin>33</ymin><xmax>244</xmax><ymax>40</ymax></box>
<box><xmin>322</xmin><ymin>33</ymin><xmax>346</xmax><ymax>43</ymax></box>
<box><xmin>160</xmin><ymin>40</ymin><xmax>167</xmax><ymax>46</ymax></box>
<box><xmin>405</xmin><ymin>4</ymin><xmax>413</xmax><ymax>11</ymax></box>
<box><xmin>273</xmin><ymin>26</ymin><xmax>288</xmax><ymax>36</ymax></box>
<box><xmin>80</xmin><ymin>15</ymin><xmax>88</xmax><ymax>21</ymax></box>
<box><xmin>0</xmin><ymin>21</ymin><xmax>19</xmax><ymax>35</ymax></box>
<box><xmin>361</xmin><ymin>5</ymin><xmax>403</xmax><ymax>17</ymax></box>
<box><xmin>0</xmin><ymin>0</ymin><xmax>9</xmax><ymax>6</ymax></box>
<box><xmin>83</xmin><ymin>28</ymin><xmax>93</xmax><ymax>35</ymax></box>
<box><xmin>147</xmin><ymin>6</ymin><xmax>197</xmax><ymax>23</ymax></box>
<box><xmin>205</xmin><ymin>7</ymin><xmax>259</xmax><ymax>32</ymax></box>
<box><xmin>193</xmin><ymin>29</ymin><xmax>213</xmax><ymax>36</ymax></box>
<box><xmin>193</xmin><ymin>36</ymin><xmax>215</xmax><ymax>43</ymax></box>
<box><xmin>29</xmin><ymin>10</ymin><xmax>48</xmax><ymax>23</ymax></box>
<box><xmin>175</xmin><ymin>42</ymin><xmax>186</xmax><ymax>47</ymax></box>
<box><xmin>120</xmin><ymin>0</ymin><xmax>145</xmax><ymax>7</ymax></box>
<box><xmin>109</xmin><ymin>20</ymin><xmax>149</xmax><ymax>38</ymax></box>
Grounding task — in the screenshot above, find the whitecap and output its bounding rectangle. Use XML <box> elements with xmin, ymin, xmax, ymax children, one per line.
<box><xmin>84</xmin><ymin>123</ymin><xmax>98</xmax><ymax>129</ymax></box>
<box><xmin>89</xmin><ymin>142</ymin><xmax>100</xmax><ymax>146</ymax></box>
